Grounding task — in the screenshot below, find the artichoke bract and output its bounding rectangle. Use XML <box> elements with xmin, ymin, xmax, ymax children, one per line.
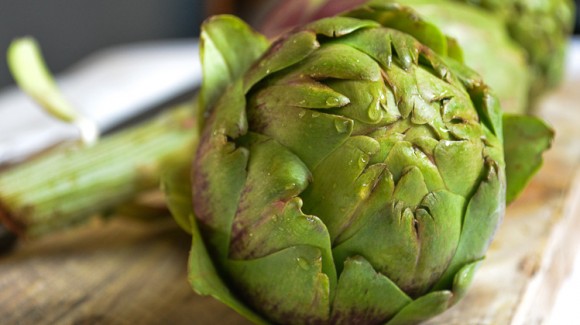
<box><xmin>166</xmin><ymin>3</ymin><xmax>552</xmax><ymax>325</ymax></box>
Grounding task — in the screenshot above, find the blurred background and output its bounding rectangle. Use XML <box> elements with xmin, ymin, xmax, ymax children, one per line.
<box><xmin>0</xmin><ymin>0</ymin><xmax>205</xmax><ymax>89</ymax></box>
<box><xmin>0</xmin><ymin>0</ymin><xmax>273</xmax><ymax>89</ymax></box>
<box><xmin>1</xmin><ymin>0</ymin><xmax>579</xmax><ymax>89</ymax></box>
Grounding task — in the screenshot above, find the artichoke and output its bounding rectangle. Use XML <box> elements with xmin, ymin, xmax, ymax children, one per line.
<box><xmin>453</xmin><ymin>0</ymin><xmax>576</xmax><ymax>97</ymax></box>
<box><xmin>166</xmin><ymin>3</ymin><xmax>553</xmax><ymax>324</ymax></box>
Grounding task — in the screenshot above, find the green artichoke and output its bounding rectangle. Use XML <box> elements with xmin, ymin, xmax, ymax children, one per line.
<box><xmin>454</xmin><ymin>0</ymin><xmax>576</xmax><ymax>97</ymax></box>
<box><xmin>166</xmin><ymin>3</ymin><xmax>553</xmax><ymax>324</ymax></box>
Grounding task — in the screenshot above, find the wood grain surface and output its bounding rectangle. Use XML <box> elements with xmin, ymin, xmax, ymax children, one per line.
<box><xmin>1</xmin><ymin>67</ymin><xmax>579</xmax><ymax>325</ymax></box>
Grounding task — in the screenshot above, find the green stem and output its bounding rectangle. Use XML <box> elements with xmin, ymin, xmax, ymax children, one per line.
<box><xmin>0</xmin><ymin>102</ymin><xmax>198</xmax><ymax>238</ymax></box>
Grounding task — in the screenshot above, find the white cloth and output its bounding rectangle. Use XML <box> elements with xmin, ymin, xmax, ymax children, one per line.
<box><xmin>0</xmin><ymin>39</ymin><xmax>201</xmax><ymax>164</ymax></box>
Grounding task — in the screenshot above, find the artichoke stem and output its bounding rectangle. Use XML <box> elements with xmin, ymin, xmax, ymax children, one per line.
<box><xmin>0</xmin><ymin>102</ymin><xmax>198</xmax><ymax>238</ymax></box>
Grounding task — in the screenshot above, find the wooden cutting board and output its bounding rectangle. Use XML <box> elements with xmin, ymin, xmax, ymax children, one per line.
<box><xmin>1</xmin><ymin>78</ymin><xmax>579</xmax><ymax>325</ymax></box>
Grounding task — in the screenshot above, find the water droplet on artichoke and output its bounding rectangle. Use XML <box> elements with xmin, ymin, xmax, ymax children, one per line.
<box><xmin>296</xmin><ymin>257</ymin><xmax>309</xmax><ymax>270</ymax></box>
<box><xmin>334</xmin><ymin>120</ymin><xmax>349</xmax><ymax>133</ymax></box>
<box><xmin>325</xmin><ymin>97</ymin><xmax>340</xmax><ymax>106</ymax></box>
<box><xmin>368</xmin><ymin>104</ymin><xmax>381</xmax><ymax>121</ymax></box>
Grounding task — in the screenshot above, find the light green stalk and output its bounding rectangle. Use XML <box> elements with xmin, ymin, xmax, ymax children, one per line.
<box><xmin>0</xmin><ymin>103</ymin><xmax>198</xmax><ymax>238</ymax></box>
<box><xmin>8</xmin><ymin>38</ymin><xmax>99</xmax><ymax>145</ymax></box>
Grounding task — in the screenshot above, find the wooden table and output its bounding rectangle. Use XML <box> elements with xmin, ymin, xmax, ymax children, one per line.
<box><xmin>1</xmin><ymin>60</ymin><xmax>580</xmax><ymax>325</ymax></box>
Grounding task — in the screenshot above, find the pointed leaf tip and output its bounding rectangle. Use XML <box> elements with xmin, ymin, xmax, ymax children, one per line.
<box><xmin>199</xmin><ymin>15</ymin><xmax>269</xmax><ymax>114</ymax></box>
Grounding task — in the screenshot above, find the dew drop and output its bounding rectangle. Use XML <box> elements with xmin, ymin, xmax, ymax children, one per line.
<box><xmin>334</xmin><ymin>120</ymin><xmax>349</xmax><ymax>133</ymax></box>
<box><xmin>312</xmin><ymin>112</ymin><xmax>320</xmax><ymax>118</ymax></box>
<box><xmin>296</xmin><ymin>257</ymin><xmax>309</xmax><ymax>270</ymax></box>
<box><xmin>358</xmin><ymin>155</ymin><xmax>368</xmax><ymax>167</ymax></box>
<box><xmin>326</xmin><ymin>97</ymin><xmax>340</xmax><ymax>106</ymax></box>
<box><xmin>368</xmin><ymin>105</ymin><xmax>381</xmax><ymax>121</ymax></box>
<box><xmin>298</xmin><ymin>111</ymin><xmax>306</xmax><ymax>118</ymax></box>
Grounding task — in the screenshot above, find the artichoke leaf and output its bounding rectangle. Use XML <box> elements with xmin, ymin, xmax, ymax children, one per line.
<box><xmin>192</xmin><ymin>134</ymin><xmax>249</xmax><ymax>255</ymax></box>
<box><xmin>228</xmin><ymin>135</ymin><xmax>336</xmax><ymax>286</ymax></box>
<box><xmin>218</xmin><ymin>134</ymin><xmax>339</xmax><ymax>323</ymax></box>
<box><xmin>225</xmin><ymin>246</ymin><xmax>331</xmax><ymax>324</ymax></box>
<box><xmin>292</xmin><ymin>43</ymin><xmax>383</xmax><ymax>81</ymax></box>
<box><xmin>503</xmin><ymin>114</ymin><xmax>554</xmax><ymax>204</ymax></box>
<box><xmin>300</xmin><ymin>135</ymin><xmax>383</xmax><ymax>240</ymax></box>
<box><xmin>444</xmin><ymin>36</ymin><xmax>464</xmax><ymax>64</ymax></box>
<box><xmin>325</xmin><ymin>79</ymin><xmax>388</xmax><ymax>125</ymax></box>
<box><xmin>199</xmin><ymin>15</ymin><xmax>269</xmax><ymax>115</ymax></box>
<box><xmin>330</xmin><ymin>256</ymin><xmax>412</xmax><ymax>324</ymax></box>
<box><xmin>193</xmin><ymin>79</ymin><xmax>251</xmax><ymax>255</ymax></box>
<box><xmin>187</xmin><ymin>205</ymin><xmax>269</xmax><ymax>325</ymax></box>
<box><xmin>254</xmin><ymin>82</ymin><xmax>350</xmax><ymax>109</ymax></box>
<box><xmin>434</xmin><ymin>139</ymin><xmax>485</xmax><ymax>198</ymax></box>
<box><xmin>244</xmin><ymin>30</ymin><xmax>320</xmax><ymax>92</ymax></box>
<box><xmin>450</xmin><ymin>259</ymin><xmax>482</xmax><ymax>305</ymax></box>
<box><xmin>335</xmin><ymin>28</ymin><xmax>395</xmax><ymax>69</ymax></box>
<box><xmin>162</xmin><ymin>162</ymin><xmax>194</xmax><ymax>234</ymax></box>
<box><xmin>247</xmin><ymin>96</ymin><xmax>354</xmax><ymax>170</ymax></box>
<box><xmin>332</xmin><ymin>168</ymin><xmax>396</xmax><ymax>247</ymax></box>
<box><xmin>384</xmin><ymin>290</ymin><xmax>452</xmax><ymax>325</ymax></box>
<box><xmin>443</xmin><ymin>58</ymin><xmax>503</xmax><ymax>140</ymax></box>
<box><xmin>432</xmin><ymin>159</ymin><xmax>503</xmax><ymax>291</ymax></box>
<box><xmin>304</xmin><ymin>16</ymin><xmax>381</xmax><ymax>37</ymax></box>
<box><xmin>385</xmin><ymin>140</ymin><xmax>445</xmax><ymax>192</ymax></box>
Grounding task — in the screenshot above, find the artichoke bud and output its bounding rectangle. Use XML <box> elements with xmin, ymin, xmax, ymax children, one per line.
<box><xmin>190</xmin><ymin>5</ymin><xmax>506</xmax><ymax>324</ymax></box>
<box><xmin>453</xmin><ymin>0</ymin><xmax>576</xmax><ymax>96</ymax></box>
